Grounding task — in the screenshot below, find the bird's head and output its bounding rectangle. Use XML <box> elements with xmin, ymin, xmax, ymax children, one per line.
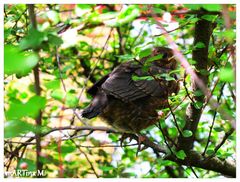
<box><xmin>152</xmin><ymin>47</ymin><xmax>177</xmax><ymax>69</ymax></box>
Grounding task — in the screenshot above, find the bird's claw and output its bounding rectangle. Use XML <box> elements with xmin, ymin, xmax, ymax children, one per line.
<box><xmin>119</xmin><ymin>133</ymin><xmax>148</xmax><ymax>156</ymax></box>
<box><xmin>136</xmin><ymin>135</ymin><xmax>148</xmax><ymax>156</ymax></box>
<box><xmin>120</xmin><ymin>133</ymin><xmax>133</xmax><ymax>147</ymax></box>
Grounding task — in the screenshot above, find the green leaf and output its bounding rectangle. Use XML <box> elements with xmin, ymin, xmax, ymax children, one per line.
<box><xmin>51</xmin><ymin>89</ymin><xmax>79</xmax><ymax>107</ymax></box>
<box><xmin>44</xmin><ymin>79</ymin><xmax>61</xmax><ymax>90</ymax></box>
<box><xmin>201</xmin><ymin>4</ymin><xmax>221</xmax><ymax>12</ymax></box>
<box><xmin>51</xmin><ymin>89</ymin><xmax>65</xmax><ymax>101</ymax></box>
<box><xmin>47</xmin><ymin>34</ymin><xmax>63</xmax><ymax>46</ymax></box>
<box><xmin>193</xmin><ymin>101</ymin><xmax>203</xmax><ymax>109</ymax></box>
<box><xmin>53</xmin><ymin>145</ymin><xmax>76</xmax><ymax>154</ymax></box>
<box><xmin>206</xmin><ymin>149</ymin><xmax>215</xmax><ymax>156</ymax></box>
<box><xmin>65</xmin><ymin>92</ymin><xmax>79</xmax><ymax>108</ymax></box>
<box><xmin>75</xmin><ymin>4</ymin><xmax>92</xmax><ymax>17</ymax></box>
<box><xmin>117</xmin><ymin>54</ymin><xmax>135</xmax><ymax>60</ymax></box>
<box><xmin>4</xmin><ymin>45</ymin><xmax>39</xmax><ymax>76</ymax></box>
<box><xmin>169</xmin><ymin>69</ymin><xmax>181</xmax><ymax>75</ymax></box>
<box><xmin>139</xmin><ymin>48</ymin><xmax>152</xmax><ymax>59</ymax></box>
<box><xmin>194</xmin><ymin>90</ymin><xmax>204</xmax><ymax>96</ymax></box>
<box><xmin>4</xmin><ymin>120</ymin><xmax>36</xmax><ymax>138</ymax></box>
<box><xmin>201</xmin><ymin>15</ymin><xmax>218</xmax><ymax>22</ymax></box>
<box><xmin>5</xmin><ymin>95</ymin><xmax>47</xmax><ymax>120</ymax></box>
<box><xmin>184</xmin><ymin>4</ymin><xmax>202</xmax><ymax>10</ymax></box>
<box><xmin>194</xmin><ymin>42</ymin><xmax>206</xmax><ymax>49</ymax></box>
<box><xmin>99</xmin><ymin>165</ymin><xmax>114</xmax><ymax>172</ymax></box>
<box><xmin>168</xmin><ymin>127</ymin><xmax>178</xmax><ymax>138</ymax></box>
<box><xmin>116</xmin><ymin>5</ymin><xmax>140</xmax><ymax>25</ymax></box>
<box><xmin>219</xmin><ymin>67</ymin><xmax>234</xmax><ymax>83</ymax></box>
<box><xmin>158</xmin><ymin>73</ymin><xmax>176</xmax><ymax>81</ymax></box>
<box><xmin>19</xmin><ymin>28</ymin><xmax>46</xmax><ymax>50</ymax></box>
<box><xmin>175</xmin><ymin>150</ymin><xmax>186</xmax><ymax>160</ymax></box>
<box><xmin>221</xmin><ymin>30</ymin><xmax>236</xmax><ymax>43</ymax></box>
<box><xmin>132</xmin><ymin>75</ymin><xmax>153</xmax><ymax>81</ymax></box>
<box><xmin>188</xmin><ymin>59</ymin><xmax>197</xmax><ymax>65</ymax></box>
<box><xmin>199</xmin><ymin>69</ymin><xmax>209</xmax><ymax>76</ymax></box>
<box><xmin>185</xmin><ymin>4</ymin><xmax>221</xmax><ymax>12</ymax></box>
<box><xmin>145</xmin><ymin>54</ymin><xmax>164</xmax><ymax>64</ymax></box>
<box><xmin>182</xmin><ymin>130</ymin><xmax>193</xmax><ymax>137</ymax></box>
<box><xmin>99</xmin><ymin>12</ymin><xmax>118</xmax><ymax>26</ymax></box>
<box><xmin>214</xmin><ymin>127</ymin><xmax>224</xmax><ymax>132</ymax></box>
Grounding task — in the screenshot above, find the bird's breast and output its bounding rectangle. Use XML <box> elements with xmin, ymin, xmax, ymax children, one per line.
<box><xmin>99</xmin><ymin>97</ymin><xmax>168</xmax><ymax>133</ymax></box>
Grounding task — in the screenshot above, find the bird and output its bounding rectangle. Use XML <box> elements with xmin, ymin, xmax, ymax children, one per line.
<box><xmin>81</xmin><ymin>47</ymin><xmax>179</xmax><ymax>146</ymax></box>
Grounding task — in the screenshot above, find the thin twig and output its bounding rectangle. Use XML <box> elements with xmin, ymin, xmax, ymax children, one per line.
<box><xmin>228</xmin><ymin>83</ymin><xmax>236</xmax><ymax>104</ymax></box>
<box><xmin>70</xmin><ymin>138</ymin><xmax>100</xmax><ymax>178</ymax></box>
<box><xmin>130</xmin><ymin>23</ymin><xmax>146</xmax><ymax>47</ymax></box>
<box><xmin>203</xmin><ymin>128</ymin><xmax>235</xmax><ymax>161</ymax></box>
<box><xmin>55</xmin><ymin>46</ymin><xmax>66</xmax><ymax>92</ymax></box>
<box><xmin>155</xmin><ymin>123</ymin><xmax>178</xmax><ymax>148</ymax></box>
<box><xmin>189</xmin><ymin>166</ymin><xmax>199</xmax><ymax>178</ymax></box>
<box><xmin>165</xmin><ymin>95</ymin><xmax>187</xmax><ymax>119</ymax></box>
<box><xmin>183</xmin><ymin>71</ymin><xmax>195</xmax><ymax>104</ymax></box>
<box><xmin>212</xmin><ymin>128</ymin><xmax>235</xmax><ymax>156</ymax></box>
<box><xmin>5</xmin><ymin>140</ymin><xmax>138</xmax><ymax>148</ymax></box>
<box><xmin>155</xmin><ymin>122</ymin><xmax>174</xmax><ymax>155</ymax></box>
<box><xmin>27</xmin><ymin>4</ymin><xmax>43</xmax><ymax>176</ymax></box>
<box><xmin>154</xmin><ymin>21</ymin><xmax>190</xmax><ymax>37</ymax></box>
<box><xmin>202</xmin><ymin>83</ymin><xmax>225</xmax><ymax>156</ymax></box>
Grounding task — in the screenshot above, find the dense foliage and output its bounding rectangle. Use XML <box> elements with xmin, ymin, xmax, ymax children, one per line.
<box><xmin>4</xmin><ymin>4</ymin><xmax>236</xmax><ymax>178</ymax></box>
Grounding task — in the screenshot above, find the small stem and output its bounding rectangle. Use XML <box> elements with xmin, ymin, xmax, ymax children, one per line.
<box><xmin>27</xmin><ymin>4</ymin><xmax>43</xmax><ymax>176</ymax></box>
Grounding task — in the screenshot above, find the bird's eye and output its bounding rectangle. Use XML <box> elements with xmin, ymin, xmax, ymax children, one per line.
<box><xmin>162</xmin><ymin>52</ymin><xmax>168</xmax><ymax>59</ymax></box>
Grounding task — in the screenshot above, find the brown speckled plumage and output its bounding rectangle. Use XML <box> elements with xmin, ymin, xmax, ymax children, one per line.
<box><xmin>82</xmin><ymin>47</ymin><xmax>179</xmax><ymax>133</ymax></box>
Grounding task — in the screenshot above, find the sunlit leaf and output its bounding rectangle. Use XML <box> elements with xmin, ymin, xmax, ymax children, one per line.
<box><xmin>47</xmin><ymin>34</ymin><xmax>63</xmax><ymax>46</ymax></box>
<box><xmin>185</xmin><ymin>4</ymin><xmax>221</xmax><ymax>12</ymax></box>
<box><xmin>66</xmin><ymin>92</ymin><xmax>79</xmax><ymax>107</ymax></box>
<box><xmin>4</xmin><ymin>120</ymin><xmax>36</xmax><ymax>138</ymax></box>
<box><xmin>139</xmin><ymin>48</ymin><xmax>152</xmax><ymax>59</ymax></box>
<box><xmin>219</xmin><ymin>67</ymin><xmax>234</xmax><ymax>83</ymax></box>
<box><xmin>201</xmin><ymin>15</ymin><xmax>218</xmax><ymax>22</ymax></box>
<box><xmin>19</xmin><ymin>28</ymin><xmax>46</xmax><ymax>50</ymax></box>
<box><xmin>75</xmin><ymin>4</ymin><xmax>92</xmax><ymax>17</ymax></box>
<box><xmin>145</xmin><ymin>54</ymin><xmax>164</xmax><ymax>64</ymax></box>
<box><xmin>4</xmin><ymin>45</ymin><xmax>38</xmax><ymax>76</ymax></box>
<box><xmin>117</xmin><ymin>5</ymin><xmax>140</xmax><ymax>25</ymax></box>
<box><xmin>132</xmin><ymin>75</ymin><xmax>153</xmax><ymax>81</ymax></box>
<box><xmin>194</xmin><ymin>42</ymin><xmax>205</xmax><ymax>49</ymax></box>
<box><xmin>214</xmin><ymin>127</ymin><xmax>224</xmax><ymax>132</ymax></box>
<box><xmin>175</xmin><ymin>150</ymin><xmax>186</xmax><ymax>160</ymax></box>
<box><xmin>194</xmin><ymin>89</ymin><xmax>204</xmax><ymax>96</ymax></box>
<box><xmin>51</xmin><ymin>89</ymin><xmax>65</xmax><ymax>101</ymax></box>
<box><xmin>201</xmin><ymin>4</ymin><xmax>221</xmax><ymax>12</ymax></box>
<box><xmin>5</xmin><ymin>95</ymin><xmax>46</xmax><ymax>120</ymax></box>
<box><xmin>51</xmin><ymin>89</ymin><xmax>78</xmax><ymax>107</ymax></box>
<box><xmin>193</xmin><ymin>101</ymin><xmax>203</xmax><ymax>109</ymax></box>
<box><xmin>206</xmin><ymin>149</ymin><xmax>215</xmax><ymax>155</ymax></box>
<box><xmin>44</xmin><ymin>79</ymin><xmax>61</xmax><ymax>90</ymax></box>
<box><xmin>182</xmin><ymin>130</ymin><xmax>193</xmax><ymax>137</ymax></box>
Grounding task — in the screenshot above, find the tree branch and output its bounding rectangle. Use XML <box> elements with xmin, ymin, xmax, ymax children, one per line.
<box><xmin>27</xmin><ymin>4</ymin><xmax>43</xmax><ymax>177</ymax></box>
<box><xmin>165</xmin><ymin>151</ymin><xmax>235</xmax><ymax>177</ymax></box>
<box><xmin>177</xmin><ymin>16</ymin><xmax>214</xmax><ymax>151</ymax></box>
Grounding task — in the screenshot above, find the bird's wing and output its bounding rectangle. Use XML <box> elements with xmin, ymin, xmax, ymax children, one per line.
<box><xmin>87</xmin><ymin>74</ymin><xmax>109</xmax><ymax>96</ymax></box>
<box><xmin>101</xmin><ymin>62</ymin><xmax>173</xmax><ymax>102</ymax></box>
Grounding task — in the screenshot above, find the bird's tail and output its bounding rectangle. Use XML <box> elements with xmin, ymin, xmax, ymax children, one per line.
<box><xmin>81</xmin><ymin>105</ymin><xmax>101</xmax><ymax>119</ymax></box>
